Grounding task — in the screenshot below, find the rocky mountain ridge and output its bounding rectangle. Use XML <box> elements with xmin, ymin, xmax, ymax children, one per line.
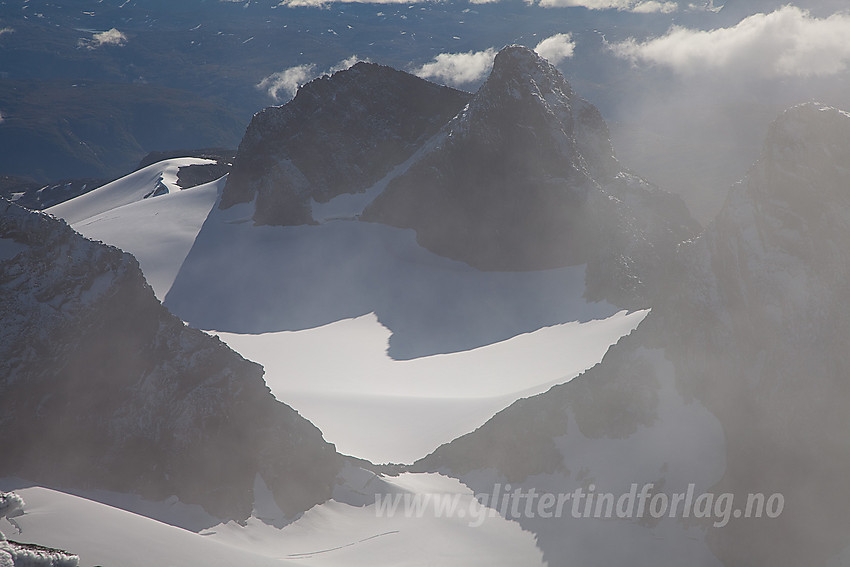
<box><xmin>221</xmin><ymin>61</ymin><xmax>472</xmax><ymax>226</ymax></box>
<box><xmin>224</xmin><ymin>45</ymin><xmax>698</xmax><ymax>307</ymax></box>
<box><xmin>0</xmin><ymin>199</ymin><xmax>343</xmax><ymax>521</ymax></box>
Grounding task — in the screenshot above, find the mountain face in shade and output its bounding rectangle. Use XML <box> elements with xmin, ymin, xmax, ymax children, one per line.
<box><xmin>412</xmin><ymin>103</ymin><xmax>850</xmax><ymax>567</ymax></box>
<box><xmin>221</xmin><ymin>45</ymin><xmax>697</xmax><ymax>307</ymax></box>
<box><xmin>220</xmin><ymin>62</ymin><xmax>472</xmax><ymax>226</ymax></box>
<box><xmin>362</xmin><ymin>45</ymin><xmax>614</xmax><ymax>270</ymax></box>
<box><xmin>0</xmin><ymin>200</ymin><xmax>342</xmax><ymax>521</ymax></box>
<box><xmin>363</xmin><ymin>46</ymin><xmax>697</xmax><ymax>302</ymax></box>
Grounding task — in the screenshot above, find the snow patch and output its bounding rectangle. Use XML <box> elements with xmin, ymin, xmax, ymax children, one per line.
<box><xmin>47</xmin><ymin>158</ymin><xmax>215</xmax><ymax>226</ymax></box>
<box><xmin>55</xmin><ymin>175</ymin><xmax>223</xmax><ymax>299</ymax></box>
<box><xmin>216</xmin><ymin>310</ymin><xmax>647</xmax><ymax>464</ymax></box>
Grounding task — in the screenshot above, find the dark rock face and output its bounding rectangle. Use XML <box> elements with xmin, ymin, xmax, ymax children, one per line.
<box><xmin>221</xmin><ymin>62</ymin><xmax>472</xmax><ymax>226</ymax></box>
<box><xmin>363</xmin><ymin>46</ymin><xmax>611</xmax><ymax>270</ymax></box>
<box><xmin>0</xmin><ymin>200</ymin><xmax>342</xmax><ymax>521</ymax></box>
<box><xmin>363</xmin><ymin>46</ymin><xmax>697</xmax><ymax>305</ymax></box>
<box><xmin>412</xmin><ymin>103</ymin><xmax>850</xmax><ymax>566</ymax></box>
<box><xmin>218</xmin><ymin>47</ymin><xmax>695</xmax><ymax>307</ymax></box>
<box><xmin>175</xmin><ymin>162</ymin><xmax>231</xmax><ymax>189</ymax></box>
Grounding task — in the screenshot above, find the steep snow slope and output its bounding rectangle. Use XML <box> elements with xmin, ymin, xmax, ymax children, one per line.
<box><xmin>216</xmin><ymin>310</ymin><xmax>647</xmax><ymax>464</ymax></box>
<box><xmin>47</xmin><ymin>158</ymin><xmax>215</xmax><ymax>225</ymax></box>
<box><xmin>46</xmin><ymin>160</ymin><xmax>223</xmax><ymax>299</ymax></box>
<box><xmin>60</xmin><ymin>176</ymin><xmax>222</xmax><ymax>299</ymax></box>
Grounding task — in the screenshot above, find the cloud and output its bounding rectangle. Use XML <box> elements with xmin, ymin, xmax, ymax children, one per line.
<box><xmin>534</xmin><ymin>33</ymin><xmax>575</xmax><ymax>64</ymax></box>
<box><xmin>631</xmin><ymin>1</ymin><xmax>677</xmax><ymax>13</ymax></box>
<box><xmin>0</xmin><ymin>27</ymin><xmax>14</xmax><ymax>37</ymax></box>
<box><xmin>79</xmin><ymin>28</ymin><xmax>127</xmax><ymax>49</ymax></box>
<box><xmin>611</xmin><ymin>6</ymin><xmax>850</xmax><ymax>78</ymax></box>
<box><xmin>535</xmin><ymin>0</ymin><xmax>678</xmax><ymax>12</ymax></box>
<box><xmin>257</xmin><ymin>56</ymin><xmax>364</xmax><ymax>101</ymax></box>
<box><xmin>413</xmin><ymin>48</ymin><xmax>499</xmax><ymax>88</ymax></box>
<box><xmin>258</xmin><ymin>64</ymin><xmax>318</xmax><ymax>101</ymax></box>
<box><xmin>413</xmin><ymin>33</ymin><xmax>577</xmax><ymax>88</ymax></box>
<box><xmin>412</xmin><ymin>32</ymin><xmax>578</xmax><ymax>89</ymax></box>
<box><xmin>329</xmin><ymin>54</ymin><xmax>365</xmax><ymax>73</ymax></box>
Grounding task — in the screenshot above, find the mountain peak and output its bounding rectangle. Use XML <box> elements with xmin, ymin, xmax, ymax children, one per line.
<box><xmin>488</xmin><ymin>44</ymin><xmax>565</xmax><ymax>88</ymax></box>
<box><xmin>756</xmin><ymin>101</ymin><xmax>850</xmax><ymax>210</ymax></box>
<box><xmin>471</xmin><ymin>44</ymin><xmax>574</xmax><ymax>116</ymax></box>
<box><xmin>221</xmin><ymin>62</ymin><xmax>470</xmax><ymax>225</ymax></box>
<box><xmin>765</xmin><ymin>102</ymin><xmax>850</xmax><ymax>152</ymax></box>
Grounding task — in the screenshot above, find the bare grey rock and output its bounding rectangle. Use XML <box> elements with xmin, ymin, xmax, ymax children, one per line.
<box><xmin>0</xmin><ymin>200</ymin><xmax>343</xmax><ymax>521</ymax></box>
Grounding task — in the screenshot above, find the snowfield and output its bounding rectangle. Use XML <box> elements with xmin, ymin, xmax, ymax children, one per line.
<box><xmin>46</xmin><ymin>158</ymin><xmax>651</xmax><ymax>463</ymax></box>
<box><xmin>216</xmin><ymin>310</ymin><xmax>646</xmax><ymax>464</ymax></box>
<box><xmin>33</xmin><ymin>157</ymin><xmax>658</xmax><ymax>564</ymax></box>
<box><xmin>48</xmin><ymin>158</ymin><xmax>215</xmax><ymax>225</ymax></box>
<box><xmin>47</xmin><ymin>159</ymin><xmax>221</xmax><ymax>299</ymax></box>
<box><xmin>0</xmin><ymin>473</ymin><xmax>545</xmax><ymax>567</ymax></box>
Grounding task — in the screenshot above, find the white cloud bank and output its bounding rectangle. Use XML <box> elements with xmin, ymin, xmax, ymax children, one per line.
<box><xmin>257</xmin><ymin>56</ymin><xmax>364</xmax><ymax>101</ymax></box>
<box><xmin>79</xmin><ymin>28</ymin><xmax>127</xmax><ymax>49</ymax></box>
<box><xmin>257</xmin><ymin>63</ymin><xmax>317</xmax><ymax>101</ymax></box>
<box><xmin>534</xmin><ymin>33</ymin><xmax>576</xmax><ymax>64</ymax></box>
<box><xmin>0</xmin><ymin>27</ymin><xmax>14</xmax><ymax>37</ymax></box>
<box><xmin>535</xmin><ymin>0</ymin><xmax>677</xmax><ymax>12</ymax></box>
<box><xmin>413</xmin><ymin>48</ymin><xmax>499</xmax><ymax>87</ymax></box>
<box><xmin>413</xmin><ymin>33</ymin><xmax>576</xmax><ymax>88</ymax></box>
<box><xmin>612</xmin><ymin>6</ymin><xmax>850</xmax><ymax>78</ymax></box>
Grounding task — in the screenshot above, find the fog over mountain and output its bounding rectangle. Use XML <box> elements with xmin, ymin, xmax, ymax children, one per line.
<box><xmin>3</xmin><ymin>1</ymin><xmax>850</xmax><ymax>565</ymax></box>
<box><xmin>414</xmin><ymin>102</ymin><xmax>850</xmax><ymax>567</ymax></box>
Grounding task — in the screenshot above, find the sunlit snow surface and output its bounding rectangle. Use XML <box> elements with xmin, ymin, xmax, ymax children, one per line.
<box><xmin>48</xmin><ymin>158</ymin><xmax>215</xmax><ymax>225</ymax></box>
<box><xmin>0</xmin><ymin>473</ymin><xmax>546</xmax><ymax>567</ymax></box>
<box><xmin>217</xmin><ymin>310</ymin><xmax>646</xmax><ymax>463</ymax></box>
<box><xmin>165</xmin><ymin>197</ymin><xmax>626</xmax><ymax>359</ymax></box>
<box><xmin>37</xmin><ymin>159</ymin><xmax>654</xmax><ymax>563</ymax></box>
<box><xmin>47</xmin><ymin>159</ymin><xmax>650</xmax><ymax>463</ymax></box>
<box><xmin>47</xmin><ymin>159</ymin><xmax>221</xmax><ymax>299</ymax></box>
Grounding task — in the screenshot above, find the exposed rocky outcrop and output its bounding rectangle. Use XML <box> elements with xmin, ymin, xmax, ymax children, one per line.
<box><xmin>221</xmin><ymin>62</ymin><xmax>471</xmax><ymax>226</ymax></box>
<box><xmin>363</xmin><ymin>46</ymin><xmax>697</xmax><ymax>305</ymax></box>
<box><xmin>0</xmin><ymin>200</ymin><xmax>343</xmax><ymax>521</ymax></box>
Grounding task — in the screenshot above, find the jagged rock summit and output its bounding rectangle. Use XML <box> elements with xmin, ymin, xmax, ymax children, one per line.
<box><xmin>363</xmin><ymin>44</ymin><xmax>622</xmax><ymax>270</ymax></box>
<box><xmin>364</xmin><ymin>46</ymin><xmax>697</xmax><ymax>304</ymax></box>
<box><xmin>0</xmin><ymin>199</ymin><xmax>342</xmax><ymax>521</ymax></box>
<box><xmin>217</xmin><ymin>45</ymin><xmax>697</xmax><ymax>306</ymax></box>
<box><xmin>221</xmin><ymin>61</ymin><xmax>471</xmax><ymax>225</ymax></box>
